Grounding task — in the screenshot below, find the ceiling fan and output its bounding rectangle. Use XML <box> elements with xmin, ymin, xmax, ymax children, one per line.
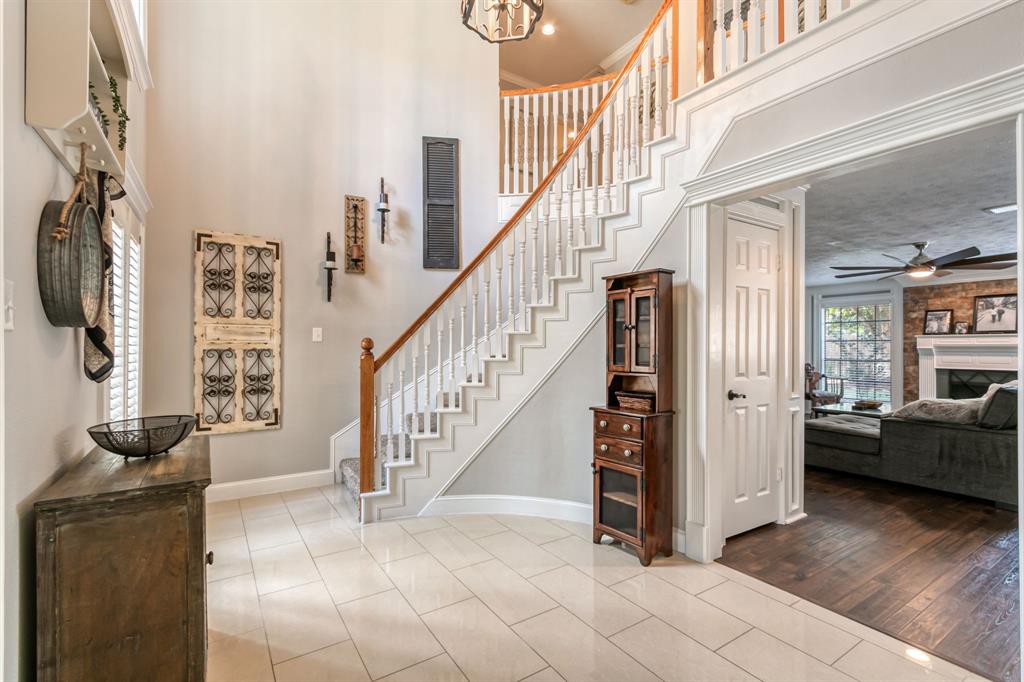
<box><xmin>831</xmin><ymin>242</ymin><xmax>1017</xmax><ymax>281</ymax></box>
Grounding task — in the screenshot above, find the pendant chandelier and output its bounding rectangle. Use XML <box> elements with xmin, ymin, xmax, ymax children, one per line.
<box><xmin>461</xmin><ymin>0</ymin><xmax>544</xmax><ymax>44</ymax></box>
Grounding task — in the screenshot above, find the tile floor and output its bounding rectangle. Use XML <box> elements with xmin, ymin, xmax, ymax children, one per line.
<box><xmin>206</xmin><ymin>484</ymin><xmax>987</xmax><ymax>682</ymax></box>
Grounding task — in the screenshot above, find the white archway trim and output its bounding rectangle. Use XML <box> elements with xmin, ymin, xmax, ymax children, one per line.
<box><xmin>682</xmin><ymin>71</ymin><xmax>1024</xmax><ymax>563</ymax></box>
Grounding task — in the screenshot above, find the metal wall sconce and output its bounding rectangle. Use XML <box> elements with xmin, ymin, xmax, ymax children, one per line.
<box><xmin>376</xmin><ymin>177</ymin><xmax>390</xmax><ymax>244</ymax></box>
<box><xmin>323</xmin><ymin>232</ymin><xmax>339</xmax><ymax>301</ymax></box>
<box><xmin>344</xmin><ymin>195</ymin><xmax>367</xmax><ymax>274</ymax></box>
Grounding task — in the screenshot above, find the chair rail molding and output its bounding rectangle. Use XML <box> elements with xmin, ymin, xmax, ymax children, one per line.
<box><xmin>916</xmin><ymin>334</ymin><xmax>1019</xmax><ymax>400</ymax></box>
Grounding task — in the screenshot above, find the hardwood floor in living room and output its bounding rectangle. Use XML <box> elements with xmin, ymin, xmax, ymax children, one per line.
<box><xmin>719</xmin><ymin>467</ymin><xmax>1019</xmax><ymax>682</ymax></box>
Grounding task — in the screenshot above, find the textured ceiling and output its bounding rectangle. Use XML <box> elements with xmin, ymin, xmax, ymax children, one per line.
<box><xmin>499</xmin><ymin>0</ymin><xmax>659</xmax><ymax>86</ymax></box>
<box><xmin>805</xmin><ymin>122</ymin><xmax>1017</xmax><ymax>287</ymax></box>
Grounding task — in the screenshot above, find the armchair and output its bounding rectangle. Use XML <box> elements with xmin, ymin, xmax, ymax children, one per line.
<box><xmin>806</xmin><ymin>363</ymin><xmax>844</xmax><ymax>414</ymax></box>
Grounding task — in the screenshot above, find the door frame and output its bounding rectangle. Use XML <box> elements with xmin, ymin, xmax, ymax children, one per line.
<box><xmin>683</xmin><ymin>70</ymin><xmax>1023</xmax><ymax>564</ymax></box>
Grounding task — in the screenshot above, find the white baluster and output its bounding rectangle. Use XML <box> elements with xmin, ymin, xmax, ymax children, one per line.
<box><xmin>629</xmin><ymin>67</ymin><xmax>640</xmax><ymax>177</ymax></box>
<box><xmin>411</xmin><ymin>341</ymin><xmax>419</xmax><ymax>433</ymax></box>
<box><xmin>653</xmin><ymin>19</ymin><xmax>665</xmax><ymax>138</ymax></box>
<box><xmin>530</xmin><ymin>205</ymin><xmax>540</xmax><ymax>304</ymax></box>
<box><xmin>503</xmin><ymin>96</ymin><xmax>511</xmax><ymax>193</ymax></box>
<box><xmin>542</xmin><ymin>188</ymin><xmax>551</xmax><ymax>302</ymax></box>
<box><xmin>731</xmin><ymin>0</ymin><xmax>743</xmax><ymax>69</ymax></box>
<box><xmin>512</xmin><ymin>96</ymin><xmax>520</xmax><ymax>194</ymax></box>
<box><xmin>561</xmin><ymin>88</ymin><xmax>569</xmax><ymax>160</ymax></box>
<box><xmin>826</xmin><ymin>0</ymin><xmax>841</xmax><ymax>23</ymax></box>
<box><xmin>765</xmin><ymin>0</ymin><xmax>780</xmax><ymax>51</ymax></box>
<box><xmin>495</xmin><ymin>244</ymin><xmax>504</xmax><ymax>357</ymax></box>
<box><xmin>507</xmin><ymin>235</ymin><xmax>515</xmax><ymax>333</ymax></box>
<box><xmin>589</xmin><ymin>126</ymin><xmax>599</xmax><ymax>245</ymax></box>
<box><xmin>459</xmin><ymin>288</ymin><xmax>467</xmax><ymax>389</ymax></box>
<box><xmin>806</xmin><ymin>0</ymin><xmax>821</xmax><ymax>30</ymax></box>
<box><xmin>422</xmin><ymin>324</ymin><xmax>431</xmax><ymax>434</ymax></box>
<box><xmin>783</xmin><ymin>0</ymin><xmax>798</xmax><ymax>41</ymax></box>
<box><xmin>532</xmin><ymin>93</ymin><xmax>540</xmax><ymax>192</ymax></box>
<box><xmin>641</xmin><ymin>40</ymin><xmax>652</xmax><ymax>144</ymax></box>
<box><xmin>470</xmin><ymin>274</ymin><xmax>479</xmax><ymax>381</ymax></box>
<box><xmin>750</xmin><ymin>0</ymin><xmax>764</xmax><ymax>60</ymax></box>
<box><xmin>542</xmin><ymin>92</ymin><xmax>550</xmax><ymax>179</ymax></box>
<box><xmin>553</xmin><ymin>175</ymin><xmax>563</xmax><ymax>278</ymax></box>
<box><xmin>565</xmin><ymin>160</ymin><xmax>575</xmax><ymax>271</ymax></box>
<box><xmin>436</xmin><ymin>312</ymin><xmax>444</xmax><ymax>409</ymax></box>
<box><xmin>447</xmin><ymin>306</ymin><xmax>455</xmax><ymax>409</ymax></box>
<box><xmin>399</xmin><ymin>352</ymin><xmax>407</xmax><ymax>461</ymax></box>
<box><xmin>615</xmin><ymin>85</ymin><xmax>626</xmax><ymax>182</ymax></box>
<box><xmin>715</xmin><ymin>0</ymin><xmax>727</xmax><ymax>76</ymax></box>
<box><xmin>577</xmin><ymin>146</ymin><xmax>588</xmax><ymax>247</ymax></box>
<box><xmin>483</xmin><ymin>261</ymin><xmax>492</xmax><ymax>360</ymax></box>
<box><xmin>602</xmin><ymin>104</ymin><xmax>613</xmax><ymax>214</ymax></box>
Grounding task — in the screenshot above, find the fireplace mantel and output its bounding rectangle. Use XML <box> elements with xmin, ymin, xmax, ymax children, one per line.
<box><xmin>916</xmin><ymin>334</ymin><xmax>1018</xmax><ymax>399</ymax></box>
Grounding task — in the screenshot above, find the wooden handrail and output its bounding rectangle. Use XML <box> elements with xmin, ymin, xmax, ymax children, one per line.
<box><xmin>374</xmin><ymin>0</ymin><xmax>676</xmax><ymax>371</ymax></box>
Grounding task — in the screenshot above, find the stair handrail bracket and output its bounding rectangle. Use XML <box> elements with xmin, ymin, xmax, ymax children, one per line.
<box><xmin>357</xmin><ymin>0</ymin><xmax>679</xmax><ymax>503</ymax></box>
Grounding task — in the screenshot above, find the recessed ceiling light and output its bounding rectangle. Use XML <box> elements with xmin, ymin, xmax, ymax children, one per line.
<box><xmin>541</xmin><ymin>22</ymin><xmax>556</xmax><ymax>35</ymax></box>
<box><xmin>983</xmin><ymin>203</ymin><xmax>1018</xmax><ymax>215</ymax></box>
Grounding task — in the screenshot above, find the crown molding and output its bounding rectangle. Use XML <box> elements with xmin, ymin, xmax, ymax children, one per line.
<box><xmin>499</xmin><ymin>69</ymin><xmax>543</xmax><ymax>90</ymax></box>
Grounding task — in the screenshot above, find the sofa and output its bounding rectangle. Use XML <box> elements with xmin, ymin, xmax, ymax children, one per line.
<box><xmin>805</xmin><ymin>386</ymin><xmax>1018</xmax><ymax>507</ymax></box>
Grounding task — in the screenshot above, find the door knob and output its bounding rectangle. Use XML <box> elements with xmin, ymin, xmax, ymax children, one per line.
<box><xmin>727</xmin><ymin>390</ymin><xmax>747</xmax><ymax>401</ymax></box>
<box><xmin>206</xmin><ymin>551</ymin><xmax>215</xmax><ymax>566</ymax></box>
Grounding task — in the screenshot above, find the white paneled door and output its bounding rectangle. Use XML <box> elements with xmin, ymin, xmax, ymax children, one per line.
<box><xmin>723</xmin><ymin>217</ymin><xmax>780</xmax><ymax>538</ymax></box>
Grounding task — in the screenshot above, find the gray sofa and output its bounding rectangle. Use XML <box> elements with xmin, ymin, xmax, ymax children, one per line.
<box><xmin>805</xmin><ymin>387</ymin><xmax>1018</xmax><ymax>507</ymax></box>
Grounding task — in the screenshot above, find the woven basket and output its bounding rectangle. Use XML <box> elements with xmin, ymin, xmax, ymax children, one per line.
<box><xmin>615</xmin><ymin>391</ymin><xmax>654</xmax><ymax>413</ymax></box>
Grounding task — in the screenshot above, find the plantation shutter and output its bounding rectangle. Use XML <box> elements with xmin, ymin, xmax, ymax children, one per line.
<box><xmin>126</xmin><ymin>237</ymin><xmax>142</xmax><ymax>418</ymax></box>
<box><xmin>107</xmin><ymin>226</ymin><xmax>142</xmax><ymax>421</ymax></box>
<box><xmin>423</xmin><ymin>137</ymin><xmax>460</xmax><ymax>269</ymax></box>
<box><xmin>109</xmin><ymin>225</ymin><xmax>125</xmax><ymax>421</ymax></box>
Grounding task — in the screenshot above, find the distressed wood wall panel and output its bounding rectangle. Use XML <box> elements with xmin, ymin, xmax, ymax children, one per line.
<box><xmin>194</xmin><ymin>231</ymin><xmax>282</xmax><ymax>433</ymax></box>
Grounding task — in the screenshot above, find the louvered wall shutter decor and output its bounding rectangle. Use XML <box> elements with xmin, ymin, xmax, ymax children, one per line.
<box><xmin>422</xmin><ymin>137</ymin><xmax>460</xmax><ymax>269</ymax></box>
<box><xmin>193</xmin><ymin>231</ymin><xmax>282</xmax><ymax>434</ymax></box>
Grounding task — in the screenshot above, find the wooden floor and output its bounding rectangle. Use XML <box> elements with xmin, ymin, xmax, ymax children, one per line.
<box><xmin>720</xmin><ymin>468</ymin><xmax>1019</xmax><ymax>682</ymax></box>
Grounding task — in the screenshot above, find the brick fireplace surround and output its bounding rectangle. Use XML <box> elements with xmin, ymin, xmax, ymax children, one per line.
<box><xmin>903</xmin><ymin>278</ymin><xmax>1018</xmax><ymax>402</ymax></box>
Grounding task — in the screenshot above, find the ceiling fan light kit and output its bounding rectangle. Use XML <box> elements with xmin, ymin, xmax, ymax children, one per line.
<box><xmin>831</xmin><ymin>241</ymin><xmax>1017</xmax><ymax>282</ymax></box>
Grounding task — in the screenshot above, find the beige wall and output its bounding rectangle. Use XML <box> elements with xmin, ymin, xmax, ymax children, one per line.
<box><xmin>143</xmin><ymin>0</ymin><xmax>499</xmax><ymax>484</ymax></box>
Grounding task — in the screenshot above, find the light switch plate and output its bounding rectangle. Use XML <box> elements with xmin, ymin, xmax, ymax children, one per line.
<box><xmin>312</xmin><ymin>327</ymin><xmax>323</xmax><ymax>343</ymax></box>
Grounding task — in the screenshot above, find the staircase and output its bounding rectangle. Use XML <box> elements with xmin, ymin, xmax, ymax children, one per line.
<box><xmin>339</xmin><ymin>0</ymin><xmax>857</xmax><ymax>521</ymax></box>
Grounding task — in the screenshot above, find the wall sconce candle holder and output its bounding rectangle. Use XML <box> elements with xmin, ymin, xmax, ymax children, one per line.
<box><xmin>376</xmin><ymin>177</ymin><xmax>390</xmax><ymax>244</ymax></box>
<box><xmin>322</xmin><ymin>232</ymin><xmax>339</xmax><ymax>301</ymax></box>
<box><xmin>344</xmin><ymin>195</ymin><xmax>367</xmax><ymax>274</ymax></box>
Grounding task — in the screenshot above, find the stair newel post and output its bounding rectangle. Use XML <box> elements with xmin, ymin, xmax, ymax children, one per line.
<box><xmin>359</xmin><ymin>338</ymin><xmax>376</xmax><ymax>494</ymax></box>
<box><xmin>503</xmin><ymin>95</ymin><xmax>511</xmax><ymax>194</ymax></box>
<box><xmin>531</xmin><ymin>202</ymin><xmax>540</xmax><ymax>306</ymax></box>
<box><xmin>653</xmin><ymin>17</ymin><xmax>666</xmax><ymax>138</ymax></box>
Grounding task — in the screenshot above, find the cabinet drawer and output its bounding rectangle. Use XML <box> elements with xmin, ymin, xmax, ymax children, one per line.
<box><xmin>594</xmin><ymin>412</ymin><xmax>643</xmax><ymax>440</ymax></box>
<box><xmin>594</xmin><ymin>435</ymin><xmax>643</xmax><ymax>467</ymax></box>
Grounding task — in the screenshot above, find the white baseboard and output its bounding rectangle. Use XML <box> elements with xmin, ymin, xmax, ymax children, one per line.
<box><xmin>673</xmin><ymin>527</ymin><xmax>686</xmax><ymax>554</ymax></box>
<box><xmin>420</xmin><ymin>494</ymin><xmax>592</xmax><ymax>524</ymax></box>
<box><xmin>206</xmin><ymin>469</ymin><xmax>335</xmax><ymax>503</ymax></box>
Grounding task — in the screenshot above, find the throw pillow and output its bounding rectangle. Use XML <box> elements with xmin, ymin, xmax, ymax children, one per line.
<box><xmin>891</xmin><ymin>398</ymin><xmax>985</xmax><ymax>425</ymax></box>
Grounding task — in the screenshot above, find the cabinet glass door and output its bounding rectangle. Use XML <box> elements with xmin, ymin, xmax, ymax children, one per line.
<box><xmin>608</xmin><ymin>292</ymin><xmax>629</xmax><ymax>372</ymax></box>
<box><xmin>630</xmin><ymin>288</ymin><xmax>656</xmax><ymax>373</ymax></box>
<box><xmin>595</xmin><ymin>461</ymin><xmax>641</xmax><ymax>542</ymax></box>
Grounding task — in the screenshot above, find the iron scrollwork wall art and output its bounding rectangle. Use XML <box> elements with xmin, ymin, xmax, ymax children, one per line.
<box><xmin>193</xmin><ymin>231</ymin><xmax>282</xmax><ymax>434</ymax></box>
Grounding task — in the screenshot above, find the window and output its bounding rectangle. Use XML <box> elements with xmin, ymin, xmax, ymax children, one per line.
<box><xmin>822</xmin><ymin>302</ymin><xmax>892</xmax><ymax>403</ymax></box>
<box><xmin>108</xmin><ymin>223</ymin><xmax>142</xmax><ymax>421</ymax></box>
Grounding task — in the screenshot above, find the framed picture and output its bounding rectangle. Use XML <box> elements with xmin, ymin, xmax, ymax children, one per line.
<box><xmin>953</xmin><ymin>321</ymin><xmax>970</xmax><ymax>335</ymax></box>
<box><xmin>923</xmin><ymin>309</ymin><xmax>953</xmax><ymax>335</ymax></box>
<box><xmin>972</xmin><ymin>294</ymin><xmax>1018</xmax><ymax>334</ymax></box>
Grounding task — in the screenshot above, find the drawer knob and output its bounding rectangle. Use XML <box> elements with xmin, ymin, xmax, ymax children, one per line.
<box><xmin>624</xmin><ymin>449</ymin><xmax>633</xmax><ymax>457</ymax></box>
<box><xmin>206</xmin><ymin>551</ymin><xmax>215</xmax><ymax>566</ymax></box>
<box><xmin>599</xmin><ymin>420</ymin><xmax>608</xmax><ymax>428</ymax></box>
<box><xmin>622</xmin><ymin>424</ymin><xmax>632</xmax><ymax>432</ymax></box>
<box><xmin>600</xmin><ymin>444</ymin><xmax>609</xmax><ymax>452</ymax></box>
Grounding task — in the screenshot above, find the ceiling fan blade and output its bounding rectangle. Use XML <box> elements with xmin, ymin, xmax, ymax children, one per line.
<box><xmin>925</xmin><ymin>246</ymin><xmax>982</xmax><ymax>268</ymax></box>
<box><xmin>942</xmin><ymin>252</ymin><xmax>1017</xmax><ymax>267</ymax></box>
<box><xmin>835</xmin><ymin>269</ymin><xmax>906</xmax><ymax>279</ymax></box>
<box><xmin>875</xmin><ymin>272</ymin><xmax>905</xmax><ymax>281</ymax></box>
<box><xmin>946</xmin><ymin>262</ymin><xmax>1016</xmax><ymax>270</ymax></box>
<box><xmin>933</xmin><ymin>270</ymin><xmax>955</xmax><ymax>277</ymax></box>
<box><xmin>882</xmin><ymin>254</ymin><xmax>912</xmax><ymax>266</ymax></box>
<box><xmin>830</xmin><ymin>266</ymin><xmax>905</xmax><ymax>271</ymax></box>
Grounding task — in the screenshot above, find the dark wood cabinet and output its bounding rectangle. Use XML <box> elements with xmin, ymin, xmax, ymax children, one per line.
<box><xmin>592</xmin><ymin>269</ymin><xmax>674</xmax><ymax>565</ymax></box>
<box><xmin>35</xmin><ymin>436</ymin><xmax>211</xmax><ymax>682</ymax></box>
